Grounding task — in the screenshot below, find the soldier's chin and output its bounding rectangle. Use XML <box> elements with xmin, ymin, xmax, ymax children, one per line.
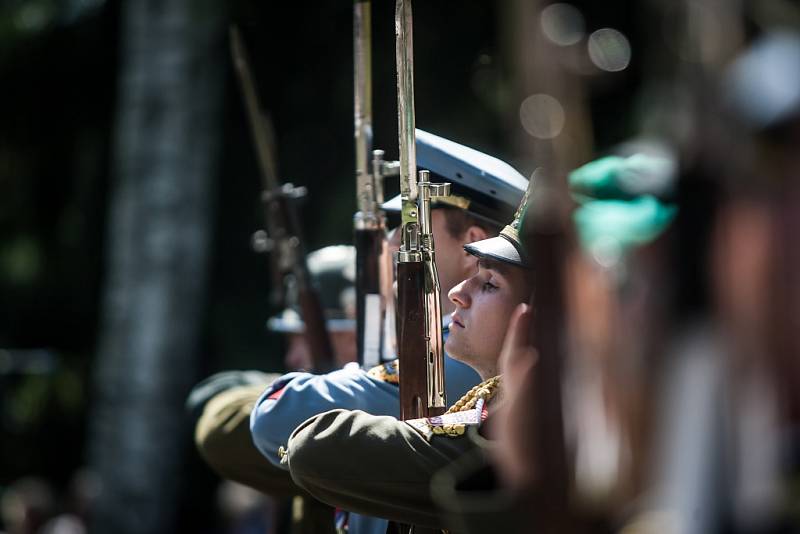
<box><xmin>444</xmin><ymin>336</ymin><xmax>465</xmax><ymax>362</ymax></box>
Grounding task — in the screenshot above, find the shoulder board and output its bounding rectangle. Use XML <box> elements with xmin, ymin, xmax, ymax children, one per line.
<box><xmin>366</xmin><ymin>359</ymin><xmax>400</xmax><ymax>385</ymax></box>
<box><xmin>405</xmin><ymin>399</ymin><xmax>488</xmax><ymax>440</ymax></box>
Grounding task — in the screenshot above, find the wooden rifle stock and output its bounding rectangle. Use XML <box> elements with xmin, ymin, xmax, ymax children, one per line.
<box><xmin>527</xmin><ymin>224</ymin><xmax>570</xmax><ymax>531</ymax></box>
<box><xmin>297</xmin><ymin>285</ymin><xmax>335</xmax><ymax>373</ymax></box>
<box><xmin>273</xmin><ymin>191</ymin><xmax>335</xmax><ymax>373</ymax></box>
<box><xmin>396</xmin><ymin>260</ymin><xmax>438</xmax><ymax>419</ymax></box>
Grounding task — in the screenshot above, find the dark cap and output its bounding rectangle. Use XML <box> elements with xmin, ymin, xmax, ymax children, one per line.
<box><xmin>267</xmin><ymin>245</ymin><xmax>356</xmax><ymax>333</ymax></box>
<box><xmin>463</xmin><ymin>179</ymin><xmax>532</xmax><ymax>269</ymax></box>
<box><xmin>382</xmin><ymin>129</ymin><xmax>528</xmax><ymax>227</ymax></box>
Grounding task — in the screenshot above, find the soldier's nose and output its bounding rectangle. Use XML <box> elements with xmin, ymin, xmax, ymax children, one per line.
<box><xmin>448</xmin><ymin>279</ymin><xmax>470</xmax><ymax>308</ymax></box>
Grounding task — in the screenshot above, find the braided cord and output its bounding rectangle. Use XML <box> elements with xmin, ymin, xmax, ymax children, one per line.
<box><xmin>445</xmin><ymin>375</ymin><xmax>502</xmax><ymax>414</ymax></box>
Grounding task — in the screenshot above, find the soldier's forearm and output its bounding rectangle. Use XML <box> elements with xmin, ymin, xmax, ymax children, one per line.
<box><xmin>286</xmin><ymin>408</ymin><xmax>478</xmax><ymax>528</ymax></box>
<box><xmin>195</xmin><ymin>384</ymin><xmax>302</xmax><ymax>497</ymax></box>
<box><xmin>250</xmin><ymin>369</ymin><xmax>401</xmax><ymax>468</ymax></box>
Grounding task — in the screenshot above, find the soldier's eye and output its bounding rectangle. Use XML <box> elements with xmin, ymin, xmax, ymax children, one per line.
<box><xmin>482</xmin><ymin>281</ymin><xmax>498</xmax><ymax>292</ymax></box>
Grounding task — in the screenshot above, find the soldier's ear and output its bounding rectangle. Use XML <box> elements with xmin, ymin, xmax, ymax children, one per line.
<box><xmin>463</xmin><ymin>225</ymin><xmax>488</xmax><ymax>249</ymax></box>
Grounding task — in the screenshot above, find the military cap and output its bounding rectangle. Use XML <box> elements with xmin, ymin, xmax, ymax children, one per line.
<box><xmin>568</xmin><ymin>154</ymin><xmax>675</xmax><ymax>201</ymax></box>
<box><xmin>462</xmin><ymin>177</ymin><xmax>532</xmax><ymax>269</ymax></box>
<box><xmin>267</xmin><ymin>245</ymin><xmax>356</xmax><ymax>333</ymax></box>
<box><xmin>568</xmin><ymin>154</ymin><xmax>677</xmax><ymax>262</ymax></box>
<box><xmin>382</xmin><ymin>129</ymin><xmax>528</xmax><ymax>228</ymax></box>
<box><xmin>463</xmin><ymin>153</ymin><xmax>679</xmax><ymax>269</ymax></box>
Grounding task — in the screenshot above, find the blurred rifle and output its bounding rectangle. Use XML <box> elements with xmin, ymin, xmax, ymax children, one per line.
<box><xmin>230</xmin><ymin>27</ymin><xmax>335</xmax><ymax>372</ymax></box>
<box><xmin>352</xmin><ymin>0</ymin><xmax>399</xmax><ymax>368</ymax></box>
<box><xmin>520</xmin><ymin>170</ymin><xmax>572</xmax><ymax>533</ymax></box>
<box><xmin>501</xmin><ymin>0</ymin><xmax>595</xmax><ymax>530</ymax></box>
<box><xmin>394</xmin><ymin>0</ymin><xmax>448</xmax><ymax>420</ymax></box>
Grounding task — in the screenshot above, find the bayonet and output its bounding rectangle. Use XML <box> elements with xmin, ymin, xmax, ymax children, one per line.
<box><xmin>394</xmin><ymin>0</ymin><xmax>447</xmax><ymax>419</ymax></box>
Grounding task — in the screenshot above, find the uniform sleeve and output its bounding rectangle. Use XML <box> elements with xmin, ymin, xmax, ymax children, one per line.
<box><xmin>286</xmin><ymin>409</ymin><xmax>479</xmax><ymax>528</ymax></box>
<box><xmin>250</xmin><ymin>368</ymin><xmax>401</xmax><ymax>469</ymax></box>
<box><xmin>194</xmin><ymin>383</ymin><xmax>302</xmax><ymax>497</ymax></box>
<box><xmin>431</xmin><ymin>442</ymin><xmax>524</xmax><ymax>534</ymax></box>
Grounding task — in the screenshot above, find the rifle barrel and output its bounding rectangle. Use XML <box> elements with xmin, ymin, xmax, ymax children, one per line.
<box><xmin>354</xmin><ymin>0</ymin><xmax>374</xmax><ymax>216</ymax></box>
<box><xmin>229</xmin><ymin>27</ymin><xmax>280</xmax><ymax>193</ymax></box>
<box><xmin>395</xmin><ymin>0</ymin><xmax>417</xmax><ymax>206</ymax></box>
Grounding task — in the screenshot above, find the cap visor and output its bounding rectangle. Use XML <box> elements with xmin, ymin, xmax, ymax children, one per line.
<box><xmin>463</xmin><ymin>235</ymin><xmax>526</xmax><ymax>268</ymax></box>
<box><xmin>267</xmin><ymin>317</ymin><xmax>356</xmax><ymax>333</ymax></box>
<box><xmin>267</xmin><ymin>316</ymin><xmax>303</xmax><ymax>334</ymax></box>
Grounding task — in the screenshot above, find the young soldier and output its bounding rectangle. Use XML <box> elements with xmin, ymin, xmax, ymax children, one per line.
<box><xmin>189</xmin><ymin>131</ymin><xmax>527</xmax><ymax>508</ymax></box>
<box><xmin>249</xmin><ymin>130</ymin><xmax>526</xmax><ymax>470</ymax></box>
<box><xmin>283</xmin><ymin>195</ymin><xmax>533</xmax><ymax>529</ymax></box>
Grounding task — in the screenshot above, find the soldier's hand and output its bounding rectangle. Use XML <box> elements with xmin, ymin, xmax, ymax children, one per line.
<box><xmin>491</xmin><ymin>302</ymin><xmax>539</xmax><ymax>491</ymax></box>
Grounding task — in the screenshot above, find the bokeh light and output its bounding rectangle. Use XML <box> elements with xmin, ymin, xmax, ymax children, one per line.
<box><xmin>519</xmin><ymin>94</ymin><xmax>565</xmax><ymax>139</ymax></box>
<box><xmin>588</xmin><ymin>28</ymin><xmax>631</xmax><ymax>72</ymax></box>
<box><xmin>541</xmin><ymin>3</ymin><xmax>585</xmax><ymax>46</ymax></box>
<box><xmin>14</xmin><ymin>3</ymin><xmax>52</xmax><ymax>32</ymax></box>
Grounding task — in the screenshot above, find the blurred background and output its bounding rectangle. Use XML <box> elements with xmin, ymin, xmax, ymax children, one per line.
<box><xmin>2</xmin><ymin>0</ymin><xmax>794</xmax><ymax>533</ymax></box>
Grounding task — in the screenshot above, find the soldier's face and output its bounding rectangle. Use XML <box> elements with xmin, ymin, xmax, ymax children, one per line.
<box><xmin>445</xmin><ymin>258</ymin><xmax>529</xmax><ymax>379</ymax></box>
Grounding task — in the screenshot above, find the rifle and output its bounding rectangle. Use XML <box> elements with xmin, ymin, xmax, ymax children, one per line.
<box><xmin>394</xmin><ymin>0</ymin><xmax>448</xmax><ymax>420</ymax></box>
<box><xmin>497</xmin><ymin>1</ymin><xmax>593</xmax><ymax>529</ymax></box>
<box><xmin>230</xmin><ymin>27</ymin><xmax>335</xmax><ymax>373</ymax></box>
<box><xmin>352</xmin><ymin>0</ymin><xmax>386</xmax><ymax>368</ymax></box>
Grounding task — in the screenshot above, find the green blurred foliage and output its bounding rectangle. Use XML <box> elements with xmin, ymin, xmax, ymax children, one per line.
<box><xmin>0</xmin><ymin>236</ymin><xmax>43</xmax><ymax>286</ymax></box>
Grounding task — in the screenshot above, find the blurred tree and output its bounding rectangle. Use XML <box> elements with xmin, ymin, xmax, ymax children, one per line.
<box><xmin>86</xmin><ymin>1</ymin><xmax>225</xmax><ymax>533</ymax></box>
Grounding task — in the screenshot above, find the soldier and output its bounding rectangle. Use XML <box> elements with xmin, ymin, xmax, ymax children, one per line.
<box><xmin>283</xmin><ymin>190</ymin><xmax>534</xmax><ymax>530</ymax></box>
<box><xmin>190</xmin><ymin>131</ymin><xmax>527</xmax><ymax>532</ymax></box>
<box><xmin>248</xmin><ymin>130</ymin><xmax>526</xmax><ymax>465</ymax></box>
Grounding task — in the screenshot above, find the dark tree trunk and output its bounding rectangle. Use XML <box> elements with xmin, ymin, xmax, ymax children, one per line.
<box><xmin>87</xmin><ymin>1</ymin><xmax>224</xmax><ymax>533</ymax></box>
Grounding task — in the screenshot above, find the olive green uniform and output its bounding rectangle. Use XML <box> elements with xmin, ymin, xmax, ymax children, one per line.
<box><xmin>286</xmin><ymin>408</ymin><xmax>483</xmax><ymax>529</ymax></box>
<box><xmin>194</xmin><ymin>382</ymin><xmax>303</xmax><ymax>497</ymax></box>
<box><xmin>431</xmin><ymin>446</ymin><xmax>524</xmax><ymax>534</ymax></box>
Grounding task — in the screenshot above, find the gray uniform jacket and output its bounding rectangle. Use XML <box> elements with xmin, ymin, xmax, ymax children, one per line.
<box><xmin>250</xmin><ymin>342</ymin><xmax>480</xmax><ymax>469</ymax></box>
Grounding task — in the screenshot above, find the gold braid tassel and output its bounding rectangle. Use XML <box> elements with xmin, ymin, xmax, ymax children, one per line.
<box><xmin>424</xmin><ymin>376</ymin><xmax>502</xmax><ymax>438</ymax></box>
<box><xmin>445</xmin><ymin>375</ymin><xmax>502</xmax><ymax>414</ymax></box>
